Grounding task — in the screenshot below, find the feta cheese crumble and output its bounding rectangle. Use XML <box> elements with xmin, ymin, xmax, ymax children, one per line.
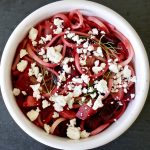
<box><xmin>67</xmin><ymin>119</ymin><xmax>81</xmax><ymax>140</ymax></box>
<box><xmin>109</xmin><ymin>63</ymin><xmax>119</xmax><ymax>73</ymax></box>
<box><xmin>51</xmin><ymin>95</ymin><xmax>67</xmax><ymax>112</ymax></box>
<box><xmin>17</xmin><ymin>60</ymin><xmax>28</xmax><ymax>72</ymax></box>
<box><xmin>81</xmin><ymin>74</ymin><xmax>90</xmax><ymax>84</ymax></box>
<box><xmin>55</xmin><ymin>45</ymin><xmax>63</xmax><ymax>52</ymax></box>
<box><xmin>52</xmin><ymin>112</ymin><xmax>59</xmax><ymax>118</ymax></box>
<box><xmin>42</xmin><ymin>100</ymin><xmax>50</xmax><ymax>109</ymax></box>
<box><xmin>39</xmin><ymin>35</ymin><xmax>52</xmax><ymax>44</ymax></box>
<box><xmin>63</xmin><ymin>64</ymin><xmax>71</xmax><ymax>74</ymax></box>
<box><xmin>94</xmin><ymin>79</ymin><xmax>108</xmax><ymax>94</ymax></box>
<box><xmin>30</xmin><ymin>83</ymin><xmax>41</xmax><ymax>100</ymax></box>
<box><xmin>53</xmin><ymin>18</ymin><xmax>64</xmax><ymax>34</ymax></box>
<box><xmin>92</xmin><ymin>95</ymin><xmax>104</xmax><ymax>110</ymax></box>
<box><xmin>87</xmin><ymin>100</ymin><xmax>92</xmax><ymax>107</ymax></box>
<box><xmin>93</xmin><ymin>47</ymin><xmax>103</xmax><ymax>57</ymax></box>
<box><xmin>27</xmin><ymin>109</ymin><xmax>39</xmax><ymax>121</ymax></box>
<box><xmin>13</xmin><ymin>88</ymin><xmax>20</xmax><ymax>96</ymax></box>
<box><xmin>92</xmin><ymin>63</ymin><xmax>106</xmax><ymax>74</ymax></box>
<box><xmin>46</xmin><ymin>47</ymin><xmax>62</xmax><ymax>63</ymax></box>
<box><xmin>29</xmin><ymin>27</ymin><xmax>38</xmax><ymax>41</ymax></box>
<box><xmin>44</xmin><ymin>124</ymin><xmax>51</xmax><ymax>134</ymax></box>
<box><xmin>92</xmin><ymin>28</ymin><xmax>99</xmax><ymax>35</ymax></box>
<box><xmin>22</xmin><ymin>91</ymin><xmax>27</xmax><ymax>95</ymax></box>
<box><xmin>80</xmin><ymin>130</ymin><xmax>90</xmax><ymax>138</ymax></box>
<box><xmin>67</xmin><ymin>126</ymin><xmax>81</xmax><ymax>140</ymax></box>
<box><xmin>20</xmin><ymin>49</ymin><xmax>28</xmax><ymax>58</ymax></box>
<box><xmin>131</xmin><ymin>94</ymin><xmax>135</xmax><ymax>99</ymax></box>
<box><xmin>73</xmin><ymin>85</ymin><xmax>82</xmax><ymax>97</ymax></box>
<box><xmin>122</xmin><ymin>65</ymin><xmax>131</xmax><ymax>78</ymax></box>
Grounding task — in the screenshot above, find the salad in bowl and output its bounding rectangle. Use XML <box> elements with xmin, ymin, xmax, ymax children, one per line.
<box><xmin>12</xmin><ymin>10</ymin><xmax>136</xmax><ymax>139</ymax></box>
<box><xmin>1</xmin><ymin>1</ymin><xmax>149</xmax><ymax>149</ymax></box>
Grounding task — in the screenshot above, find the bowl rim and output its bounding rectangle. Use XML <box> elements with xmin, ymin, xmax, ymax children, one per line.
<box><xmin>0</xmin><ymin>0</ymin><xmax>149</xmax><ymax>150</ymax></box>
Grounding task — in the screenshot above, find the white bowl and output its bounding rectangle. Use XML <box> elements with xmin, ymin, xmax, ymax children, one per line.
<box><xmin>0</xmin><ymin>0</ymin><xmax>149</xmax><ymax>150</ymax></box>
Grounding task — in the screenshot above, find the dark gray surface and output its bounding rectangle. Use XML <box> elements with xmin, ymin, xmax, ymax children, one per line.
<box><xmin>0</xmin><ymin>0</ymin><xmax>150</xmax><ymax>150</ymax></box>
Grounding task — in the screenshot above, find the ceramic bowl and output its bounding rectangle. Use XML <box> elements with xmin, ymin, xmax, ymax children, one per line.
<box><xmin>1</xmin><ymin>0</ymin><xmax>149</xmax><ymax>150</ymax></box>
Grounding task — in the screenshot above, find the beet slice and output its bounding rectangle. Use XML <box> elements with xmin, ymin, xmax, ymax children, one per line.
<box><xmin>53</xmin><ymin>120</ymin><xmax>69</xmax><ymax>137</ymax></box>
<box><xmin>60</xmin><ymin>109</ymin><xmax>76</xmax><ymax>119</ymax></box>
<box><xmin>23</xmin><ymin>96</ymin><xmax>40</xmax><ymax>107</ymax></box>
<box><xmin>40</xmin><ymin>106</ymin><xmax>54</xmax><ymax>123</ymax></box>
<box><xmin>76</xmin><ymin>104</ymin><xmax>96</xmax><ymax>120</ymax></box>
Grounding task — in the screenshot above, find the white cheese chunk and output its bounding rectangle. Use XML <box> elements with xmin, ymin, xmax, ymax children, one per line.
<box><xmin>81</xmin><ymin>74</ymin><xmax>90</xmax><ymax>84</ymax></box>
<box><xmin>101</xmin><ymin>31</ymin><xmax>106</xmax><ymax>34</ymax></box>
<box><xmin>13</xmin><ymin>88</ymin><xmax>20</xmax><ymax>96</ymax></box>
<box><xmin>88</xmin><ymin>87</ymin><xmax>94</xmax><ymax>93</ymax></box>
<box><xmin>53</xmin><ymin>103</ymin><xmax>63</xmax><ymax>112</ymax></box>
<box><xmin>38</xmin><ymin>48</ymin><xmax>45</xmax><ymax>56</ymax></box>
<box><xmin>17</xmin><ymin>60</ymin><xmax>28</xmax><ymax>72</ymax></box>
<box><xmin>93</xmin><ymin>47</ymin><xmax>103</xmax><ymax>57</ymax></box>
<box><xmin>123</xmin><ymin>65</ymin><xmax>131</xmax><ymax>78</ymax></box>
<box><xmin>53</xmin><ymin>27</ymin><xmax>63</xmax><ymax>34</ymax></box>
<box><xmin>83</xmin><ymin>41</ymin><xmax>89</xmax><ymax>48</ymax></box>
<box><xmin>87</xmin><ymin>100</ymin><xmax>92</xmax><ymax>107</ymax></box>
<box><xmin>109</xmin><ymin>63</ymin><xmax>119</xmax><ymax>73</ymax></box>
<box><xmin>52</xmin><ymin>112</ymin><xmax>59</xmax><ymax>118</ymax></box>
<box><xmin>72</xmin><ymin>77</ymin><xmax>83</xmax><ymax>84</ymax></box>
<box><xmin>37</xmin><ymin>73</ymin><xmax>43</xmax><ymax>82</ymax></box>
<box><xmin>67</xmin><ymin>126</ymin><xmax>80</xmax><ymax>140</ymax></box>
<box><xmin>42</xmin><ymin>100</ymin><xmax>50</xmax><ymax>109</ymax></box>
<box><xmin>92</xmin><ymin>28</ymin><xmax>99</xmax><ymax>35</ymax></box>
<box><xmin>82</xmin><ymin>88</ymin><xmax>87</xmax><ymax>94</ymax></box>
<box><xmin>92</xmin><ymin>95</ymin><xmax>103</xmax><ymax>110</ymax></box>
<box><xmin>30</xmin><ymin>83</ymin><xmax>41</xmax><ymax>100</ymax></box>
<box><xmin>67</xmin><ymin>98</ymin><xmax>74</xmax><ymax>109</ymax></box>
<box><xmin>90</xmin><ymin>93</ymin><xmax>97</xmax><ymax>99</ymax></box>
<box><xmin>131</xmin><ymin>94</ymin><xmax>135</xmax><ymax>99</ymax></box>
<box><xmin>94</xmin><ymin>79</ymin><xmax>108</xmax><ymax>94</ymax></box>
<box><xmin>55</xmin><ymin>45</ymin><xmax>63</xmax><ymax>52</ymax></box>
<box><xmin>58</xmin><ymin>71</ymin><xmax>66</xmax><ymax>82</ymax></box>
<box><xmin>130</xmin><ymin>76</ymin><xmax>136</xmax><ymax>83</ymax></box>
<box><xmin>66</xmin><ymin>32</ymin><xmax>75</xmax><ymax>39</ymax></box>
<box><xmin>54</xmin><ymin>18</ymin><xmax>64</xmax><ymax>26</ymax></box>
<box><xmin>69</xmin><ymin>118</ymin><xmax>76</xmax><ymax>127</ymax></box>
<box><xmin>73</xmin><ymin>85</ymin><xmax>82</xmax><ymax>97</ymax></box>
<box><xmin>22</xmin><ymin>91</ymin><xmax>27</xmax><ymax>95</ymax></box>
<box><xmin>51</xmin><ymin>95</ymin><xmax>67</xmax><ymax>112</ymax></box>
<box><xmin>29</xmin><ymin>27</ymin><xmax>38</xmax><ymax>41</ymax></box>
<box><xmin>44</xmin><ymin>124</ymin><xmax>51</xmax><ymax>134</ymax></box>
<box><xmin>28</xmin><ymin>63</ymin><xmax>39</xmax><ymax>77</ymax></box>
<box><xmin>87</xmin><ymin>45</ymin><xmax>94</xmax><ymax>51</ymax></box>
<box><xmin>53</xmin><ymin>18</ymin><xmax>64</xmax><ymax>34</ymax></box>
<box><xmin>20</xmin><ymin>49</ymin><xmax>28</xmax><ymax>58</ymax></box>
<box><xmin>27</xmin><ymin>109</ymin><xmax>39</xmax><ymax>121</ymax></box>
<box><xmin>63</xmin><ymin>64</ymin><xmax>71</xmax><ymax>74</ymax></box>
<box><xmin>77</xmin><ymin>48</ymin><xmax>83</xmax><ymax>54</ymax></box>
<box><xmin>32</xmin><ymin>41</ymin><xmax>37</xmax><ymax>47</ymax></box>
<box><xmin>94</xmin><ymin>60</ymin><xmax>100</xmax><ymax>66</ymax></box>
<box><xmin>47</xmin><ymin>47</ymin><xmax>62</xmax><ymax>63</ymax></box>
<box><xmin>80</xmin><ymin>130</ymin><xmax>90</xmax><ymax>138</ymax></box>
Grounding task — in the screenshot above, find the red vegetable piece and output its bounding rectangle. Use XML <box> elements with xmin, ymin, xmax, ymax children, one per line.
<box><xmin>76</xmin><ymin>104</ymin><xmax>96</xmax><ymax>120</ymax></box>
<box><xmin>111</xmin><ymin>88</ymin><xmax>124</xmax><ymax>100</ymax></box>
<box><xmin>34</xmin><ymin>114</ymin><xmax>44</xmax><ymax>128</ymax></box>
<box><xmin>60</xmin><ymin>109</ymin><xmax>76</xmax><ymax>119</ymax></box>
<box><xmin>23</xmin><ymin>96</ymin><xmax>39</xmax><ymax>107</ymax></box>
<box><xmin>15</xmin><ymin>68</ymin><xmax>31</xmax><ymax>91</ymax></box>
<box><xmin>41</xmin><ymin>107</ymin><xmax>54</xmax><ymax>123</ymax></box>
<box><xmin>117</xmin><ymin>42</ymin><xmax>128</xmax><ymax>61</ymax></box>
<box><xmin>90</xmin><ymin>123</ymin><xmax>110</xmax><ymax>136</ymax></box>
